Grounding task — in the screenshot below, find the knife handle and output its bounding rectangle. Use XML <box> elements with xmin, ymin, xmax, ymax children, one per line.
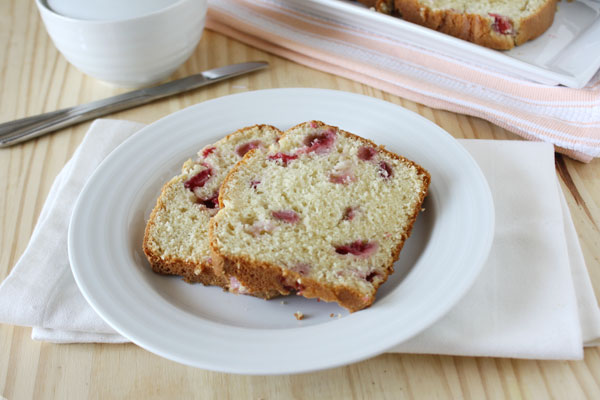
<box><xmin>0</xmin><ymin>61</ymin><xmax>269</xmax><ymax>147</ymax></box>
<box><xmin>0</xmin><ymin>91</ymin><xmax>151</xmax><ymax>147</ymax></box>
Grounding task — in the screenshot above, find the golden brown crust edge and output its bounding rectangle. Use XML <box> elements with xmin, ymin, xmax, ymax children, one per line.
<box><xmin>514</xmin><ymin>0</ymin><xmax>557</xmax><ymax>46</ymax></box>
<box><xmin>210</xmin><ymin>121</ymin><xmax>431</xmax><ymax>312</ymax></box>
<box><xmin>219</xmin><ymin>124</ymin><xmax>283</xmax><ymax>146</ymax></box>
<box><xmin>143</xmin><ymin>206</ymin><xmax>281</xmax><ymax>299</ymax></box>
<box><xmin>141</xmin><ymin>182</ymin><xmax>231</xmax><ymax>287</ymax></box>
<box><xmin>393</xmin><ymin>0</ymin><xmax>556</xmax><ymax>50</ymax></box>
<box><xmin>141</xmin><ymin>124</ymin><xmax>284</xmax><ymax>299</ymax></box>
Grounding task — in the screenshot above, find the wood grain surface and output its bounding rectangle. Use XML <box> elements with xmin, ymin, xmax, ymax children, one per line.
<box><xmin>1</xmin><ymin>1</ymin><xmax>599</xmax><ymax>398</ymax></box>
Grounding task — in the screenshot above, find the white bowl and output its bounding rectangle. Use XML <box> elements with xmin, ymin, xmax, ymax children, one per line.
<box><xmin>36</xmin><ymin>0</ymin><xmax>207</xmax><ymax>87</ymax></box>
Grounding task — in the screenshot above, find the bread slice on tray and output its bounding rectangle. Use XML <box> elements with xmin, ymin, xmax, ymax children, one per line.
<box><xmin>143</xmin><ymin>124</ymin><xmax>282</xmax><ymax>298</ymax></box>
<box><xmin>209</xmin><ymin>121</ymin><xmax>431</xmax><ymax>312</ymax></box>
<box><xmin>358</xmin><ymin>0</ymin><xmax>557</xmax><ymax>50</ymax></box>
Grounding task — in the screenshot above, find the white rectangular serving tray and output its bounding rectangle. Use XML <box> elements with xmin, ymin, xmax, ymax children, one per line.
<box><xmin>296</xmin><ymin>0</ymin><xmax>600</xmax><ymax>88</ymax></box>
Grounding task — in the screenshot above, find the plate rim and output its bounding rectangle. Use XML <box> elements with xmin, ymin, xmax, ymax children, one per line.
<box><xmin>68</xmin><ymin>88</ymin><xmax>495</xmax><ymax>374</ymax></box>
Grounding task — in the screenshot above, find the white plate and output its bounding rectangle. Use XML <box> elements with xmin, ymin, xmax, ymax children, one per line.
<box><xmin>300</xmin><ymin>0</ymin><xmax>600</xmax><ymax>88</ymax></box>
<box><xmin>68</xmin><ymin>89</ymin><xmax>494</xmax><ymax>375</ymax></box>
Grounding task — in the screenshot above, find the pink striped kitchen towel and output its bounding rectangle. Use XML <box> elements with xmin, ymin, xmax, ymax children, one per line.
<box><xmin>206</xmin><ymin>0</ymin><xmax>600</xmax><ymax>162</ymax></box>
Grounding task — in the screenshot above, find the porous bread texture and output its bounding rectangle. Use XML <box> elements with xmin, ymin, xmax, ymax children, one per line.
<box><xmin>143</xmin><ymin>124</ymin><xmax>282</xmax><ymax>298</ymax></box>
<box><xmin>358</xmin><ymin>0</ymin><xmax>557</xmax><ymax>50</ymax></box>
<box><xmin>209</xmin><ymin>121</ymin><xmax>430</xmax><ymax>312</ymax></box>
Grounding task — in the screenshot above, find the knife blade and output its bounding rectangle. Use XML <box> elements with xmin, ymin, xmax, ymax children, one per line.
<box><xmin>0</xmin><ymin>61</ymin><xmax>269</xmax><ymax>147</ymax></box>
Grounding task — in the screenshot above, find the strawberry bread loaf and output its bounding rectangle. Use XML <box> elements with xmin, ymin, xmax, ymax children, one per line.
<box><xmin>209</xmin><ymin>121</ymin><xmax>430</xmax><ymax>312</ymax></box>
<box><xmin>358</xmin><ymin>0</ymin><xmax>557</xmax><ymax>50</ymax></box>
<box><xmin>143</xmin><ymin>124</ymin><xmax>282</xmax><ymax>298</ymax></box>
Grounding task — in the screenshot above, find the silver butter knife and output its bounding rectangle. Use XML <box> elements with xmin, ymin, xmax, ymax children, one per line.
<box><xmin>0</xmin><ymin>61</ymin><xmax>269</xmax><ymax>147</ymax></box>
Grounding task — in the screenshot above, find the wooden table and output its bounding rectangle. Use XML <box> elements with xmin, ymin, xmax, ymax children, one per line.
<box><xmin>2</xmin><ymin>1</ymin><xmax>599</xmax><ymax>398</ymax></box>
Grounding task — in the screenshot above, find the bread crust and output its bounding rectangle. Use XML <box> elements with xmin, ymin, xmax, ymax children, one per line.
<box><xmin>210</xmin><ymin>121</ymin><xmax>431</xmax><ymax>312</ymax></box>
<box><xmin>513</xmin><ymin>0</ymin><xmax>557</xmax><ymax>46</ymax></box>
<box><xmin>142</xmin><ymin>124</ymin><xmax>282</xmax><ymax>299</ymax></box>
<box><xmin>358</xmin><ymin>0</ymin><xmax>557</xmax><ymax>50</ymax></box>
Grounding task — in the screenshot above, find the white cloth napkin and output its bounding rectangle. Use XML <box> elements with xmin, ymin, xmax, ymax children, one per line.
<box><xmin>393</xmin><ymin>140</ymin><xmax>600</xmax><ymax>359</ymax></box>
<box><xmin>1</xmin><ymin>119</ymin><xmax>599</xmax><ymax>358</ymax></box>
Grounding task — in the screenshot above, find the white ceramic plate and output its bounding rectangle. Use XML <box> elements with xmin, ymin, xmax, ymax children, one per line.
<box><xmin>68</xmin><ymin>89</ymin><xmax>494</xmax><ymax>375</ymax></box>
<box><xmin>301</xmin><ymin>0</ymin><xmax>600</xmax><ymax>88</ymax></box>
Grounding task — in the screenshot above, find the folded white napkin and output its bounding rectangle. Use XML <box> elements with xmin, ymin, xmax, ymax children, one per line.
<box><xmin>394</xmin><ymin>140</ymin><xmax>600</xmax><ymax>359</ymax></box>
<box><xmin>1</xmin><ymin>119</ymin><xmax>599</xmax><ymax>358</ymax></box>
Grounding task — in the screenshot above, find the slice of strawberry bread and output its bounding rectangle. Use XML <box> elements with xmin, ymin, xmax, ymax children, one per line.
<box><xmin>143</xmin><ymin>124</ymin><xmax>282</xmax><ymax>297</ymax></box>
<box><xmin>209</xmin><ymin>121</ymin><xmax>430</xmax><ymax>312</ymax></box>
